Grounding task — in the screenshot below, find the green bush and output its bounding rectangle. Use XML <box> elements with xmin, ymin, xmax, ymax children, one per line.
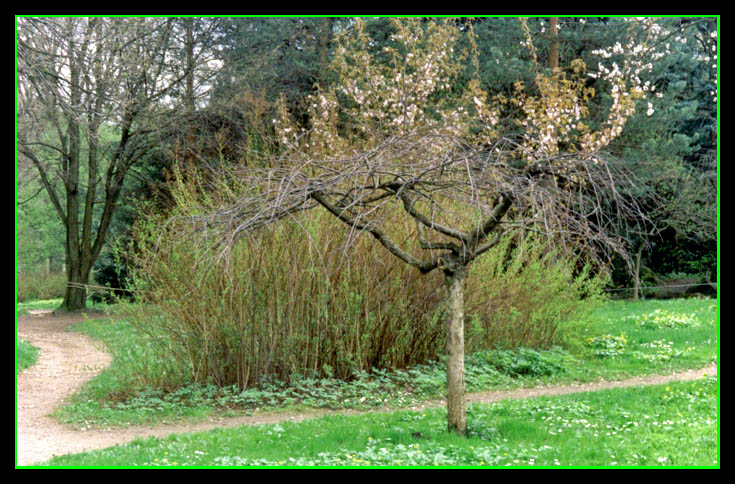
<box><xmin>124</xmin><ymin>171</ymin><xmax>606</xmax><ymax>391</ymax></box>
<box><xmin>465</xmin><ymin>233</ymin><xmax>608</xmax><ymax>352</ymax></box>
<box><xmin>17</xmin><ymin>269</ymin><xmax>67</xmax><ymax>302</ymax></box>
<box><xmin>127</xmin><ymin>207</ymin><xmax>446</xmax><ymax>389</ymax></box>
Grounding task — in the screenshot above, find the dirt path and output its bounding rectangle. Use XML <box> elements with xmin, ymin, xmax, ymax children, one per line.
<box><xmin>16</xmin><ymin>311</ymin><xmax>717</xmax><ymax>467</ymax></box>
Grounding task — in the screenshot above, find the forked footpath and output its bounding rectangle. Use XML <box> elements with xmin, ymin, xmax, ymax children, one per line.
<box><xmin>16</xmin><ymin>311</ymin><xmax>717</xmax><ymax>467</ymax></box>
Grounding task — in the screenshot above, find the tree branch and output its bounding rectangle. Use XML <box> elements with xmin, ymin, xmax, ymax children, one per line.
<box><xmin>467</xmin><ymin>194</ymin><xmax>513</xmax><ymax>249</ymax></box>
<box><xmin>310</xmin><ymin>190</ymin><xmax>438</xmax><ymax>273</ymax></box>
<box><xmin>397</xmin><ymin>190</ymin><xmax>470</xmax><ymax>243</ymax></box>
<box><xmin>468</xmin><ymin>230</ymin><xmax>506</xmax><ymax>260</ymax></box>
<box><xmin>416</xmin><ymin>223</ymin><xmax>462</xmax><ymax>252</ymax></box>
<box><xmin>18</xmin><ymin>146</ymin><xmax>67</xmax><ymax>224</ymax></box>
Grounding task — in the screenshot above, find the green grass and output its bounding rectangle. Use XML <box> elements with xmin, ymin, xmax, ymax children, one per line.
<box><xmin>576</xmin><ymin>298</ymin><xmax>718</xmax><ymax>378</ymax></box>
<box><xmin>15</xmin><ymin>297</ymin><xmax>109</xmax><ymax>316</ymax></box>
<box><xmin>17</xmin><ymin>339</ymin><xmax>40</xmax><ymax>373</ymax></box>
<box><xmin>17</xmin><ymin>296</ymin><xmax>719</xmax><ymax>467</ymax></box>
<box><xmin>51</xmin><ymin>317</ymin><xmax>214</xmax><ymax>428</ymax></box>
<box><xmin>16</xmin><ymin>297</ymin><xmax>64</xmax><ymax>316</ymax></box>
<box><xmin>39</xmin><ymin>374</ymin><xmax>718</xmax><ymax>467</ymax></box>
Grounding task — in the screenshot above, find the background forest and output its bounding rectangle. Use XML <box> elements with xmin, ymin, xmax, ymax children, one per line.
<box><xmin>17</xmin><ymin>17</ymin><xmax>717</xmax><ymax>389</ymax></box>
<box><xmin>17</xmin><ymin>17</ymin><xmax>718</xmax><ymax>304</ymax></box>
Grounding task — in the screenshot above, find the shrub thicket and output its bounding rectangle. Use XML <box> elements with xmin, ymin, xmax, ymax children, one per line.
<box><xmin>17</xmin><ymin>269</ymin><xmax>67</xmax><ymax>302</ymax></box>
<box><xmin>124</xmin><ymin>171</ymin><xmax>606</xmax><ymax>390</ymax></box>
<box><xmin>128</xmin><ymin>208</ymin><xmax>446</xmax><ymax>388</ymax></box>
<box><xmin>464</xmin><ymin>234</ymin><xmax>607</xmax><ymax>352</ymax></box>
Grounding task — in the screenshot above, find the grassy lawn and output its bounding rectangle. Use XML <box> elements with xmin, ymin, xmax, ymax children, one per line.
<box><xmin>18</xmin><ymin>296</ymin><xmax>719</xmax><ymax>467</ymax></box>
<box><xmin>50</xmin><ymin>297</ymin><xmax>718</xmax><ymax>429</ymax></box>
<box><xmin>40</xmin><ymin>374</ymin><xmax>718</xmax><ymax>467</ymax></box>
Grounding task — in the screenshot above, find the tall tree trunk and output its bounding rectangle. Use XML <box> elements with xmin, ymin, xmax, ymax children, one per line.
<box><xmin>317</xmin><ymin>17</ymin><xmax>333</xmax><ymax>88</ymax></box>
<box><xmin>63</xmin><ymin>259</ymin><xmax>90</xmax><ymax>311</ymax></box>
<box><xmin>633</xmin><ymin>241</ymin><xmax>645</xmax><ymax>300</ymax></box>
<box><xmin>184</xmin><ymin>17</ymin><xmax>196</xmax><ymax>112</ymax></box>
<box><xmin>444</xmin><ymin>265</ymin><xmax>467</xmax><ymax>436</ymax></box>
<box><xmin>549</xmin><ymin>17</ymin><xmax>559</xmax><ymax>72</ymax></box>
<box><xmin>62</xmin><ymin>20</ymin><xmax>84</xmax><ymax>312</ymax></box>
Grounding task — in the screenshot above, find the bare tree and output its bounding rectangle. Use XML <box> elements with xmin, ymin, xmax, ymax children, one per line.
<box><xmin>16</xmin><ymin>17</ymin><xmax>221</xmax><ymax>310</ymax></box>
<box><xmin>172</xmin><ymin>18</ymin><xmax>653</xmax><ymax>435</ymax></box>
<box><xmin>191</xmin><ymin>133</ymin><xmax>643</xmax><ymax>435</ymax></box>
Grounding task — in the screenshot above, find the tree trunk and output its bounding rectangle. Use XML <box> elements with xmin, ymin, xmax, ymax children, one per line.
<box><xmin>184</xmin><ymin>17</ymin><xmax>196</xmax><ymax>112</ymax></box>
<box><xmin>63</xmin><ymin>23</ymin><xmax>84</xmax><ymax>312</ymax></box>
<box><xmin>549</xmin><ymin>17</ymin><xmax>559</xmax><ymax>73</ymax></box>
<box><xmin>444</xmin><ymin>265</ymin><xmax>467</xmax><ymax>436</ymax></box>
<box><xmin>62</xmin><ymin>258</ymin><xmax>90</xmax><ymax>311</ymax></box>
<box><xmin>633</xmin><ymin>242</ymin><xmax>644</xmax><ymax>300</ymax></box>
<box><xmin>317</xmin><ymin>17</ymin><xmax>333</xmax><ymax>88</ymax></box>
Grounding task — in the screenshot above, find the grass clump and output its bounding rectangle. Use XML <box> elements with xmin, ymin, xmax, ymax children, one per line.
<box><xmin>629</xmin><ymin>309</ymin><xmax>701</xmax><ymax>329</ymax></box>
<box><xmin>17</xmin><ymin>339</ymin><xmax>40</xmax><ymax>373</ymax></box>
<box><xmin>586</xmin><ymin>333</ymin><xmax>628</xmax><ymax>359</ymax></box>
<box><xmin>631</xmin><ymin>340</ymin><xmax>689</xmax><ymax>363</ymax></box>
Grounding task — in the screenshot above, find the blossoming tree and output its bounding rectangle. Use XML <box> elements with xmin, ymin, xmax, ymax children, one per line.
<box><xmin>200</xmin><ymin>18</ymin><xmax>655</xmax><ymax>435</ymax></box>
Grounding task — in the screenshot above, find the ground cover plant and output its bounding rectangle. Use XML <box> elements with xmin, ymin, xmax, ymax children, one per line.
<box><xmin>40</xmin><ymin>373</ymin><xmax>718</xmax><ymax>467</ymax></box>
<box><xmin>48</xmin><ymin>297</ymin><xmax>717</xmax><ymax>431</ymax></box>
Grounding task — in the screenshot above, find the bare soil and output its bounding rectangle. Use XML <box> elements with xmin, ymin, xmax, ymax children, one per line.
<box><xmin>16</xmin><ymin>311</ymin><xmax>717</xmax><ymax>467</ymax></box>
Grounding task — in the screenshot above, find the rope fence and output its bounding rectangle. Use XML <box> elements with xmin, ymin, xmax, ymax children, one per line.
<box><xmin>603</xmin><ymin>282</ymin><xmax>717</xmax><ymax>293</ymax></box>
<box><xmin>67</xmin><ymin>281</ymin><xmax>717</xmax><ymax>295</ymax></box>
<box><xmin>65</xmin><ymin>282</ymin><xmax>137</xmax><ymax>293</ymax></box>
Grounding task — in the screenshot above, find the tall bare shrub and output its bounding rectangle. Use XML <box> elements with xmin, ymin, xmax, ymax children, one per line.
<box><xmin>465</xmin><ymin>233</ymin><xmax>607</xmax><ymax>351</ymax></box>
<box><xmin>126</xmin><ymin>177</ymin><xmax>604</xmax><ymax>392</ymax></box>
<box><xmin>128</xmin><ymin>202</ymin><xmax>447</xmax><ymax>389</ymax></box>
